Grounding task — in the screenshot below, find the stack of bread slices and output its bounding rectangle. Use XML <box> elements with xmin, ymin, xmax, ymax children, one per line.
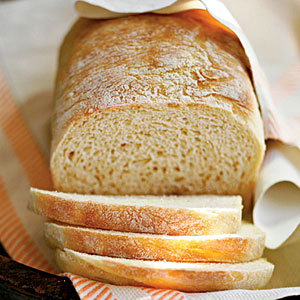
<box><xmin>29</xmin><ymin>188</ymin><xmax>274</xmax><ymax>292</ymax></box>
<box><xmin>26</xmin><ymin>10</ymin><xmax>275</xmax><ymax>292</ymax></box>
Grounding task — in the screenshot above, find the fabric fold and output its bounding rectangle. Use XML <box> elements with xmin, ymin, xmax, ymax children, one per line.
<box><xmin>254</xmin><ymin>141</ymin><xmax>300</xmax><ymax>249</ymax></box>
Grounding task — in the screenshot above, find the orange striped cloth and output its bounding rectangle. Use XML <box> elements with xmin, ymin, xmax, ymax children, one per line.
<box><xmin>0</xmin><ymin>0</ymin><xmax>300</xmax><ymax>299</ymax></box>
<box><xmin>0</xmin><ymin>72</ymin><xmax>53</xmax><ymax>273</ymax></box>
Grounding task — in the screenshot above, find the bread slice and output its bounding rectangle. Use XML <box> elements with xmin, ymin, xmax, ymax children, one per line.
<box><xmin>55</xmin><ymin>248</ymin><xmax>274</xmax><ymax>291</ymax></box>
<box><xmin>51</xmin><ymin>11</ymin><xmax>265</xmax><ymax>211</ymax></box>
<box><xmin>29</xmin><ymin>188</ymin><xmax>242</xmax><ymax>235</ymax></box>
<box><xmin>45</xmin><ymin>222</ymin><xmax>264</xmax><ymax>263</ymax></box>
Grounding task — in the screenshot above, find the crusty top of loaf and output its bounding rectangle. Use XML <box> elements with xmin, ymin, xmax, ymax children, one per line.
<box><xmin>52</xmin><ymin>10</ymin><xmax>257</xmax><ymax>152</ymax></box>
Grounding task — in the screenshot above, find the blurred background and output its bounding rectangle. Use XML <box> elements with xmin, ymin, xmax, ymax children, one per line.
<box><xmin>224</xmin><ymin>0</ymin><xmax>300</xmax><ymax>79</ymax></box>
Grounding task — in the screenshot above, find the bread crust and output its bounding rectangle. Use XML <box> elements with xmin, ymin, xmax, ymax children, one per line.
<box><xmin>55</xmin><ymin>249</ymin><xmax>274</xmax><ymax>291</ymax></box>
<box><xmin>52</xmin><ymin>11</ymin><xmax>256</xmax><ymax>146</ymax></box>
<box><xmin>29</xmin><ymin>188</ymin><xmax>242</xmax><ymax>235</ymax></box>
<box><xmin>45</xmin><ymin>222</ymin><xmax>265</xmax><ymax>263</ymax></box>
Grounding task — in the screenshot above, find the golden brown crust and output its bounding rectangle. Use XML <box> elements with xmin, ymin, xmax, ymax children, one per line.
<box><xmin>52</xmin><ymin>10</ymin><xmax>259</xmax><ymax>153</ymax></box>
<box><xmin>29</xmin><ymin>188</ymin><xmax>241</xmax><ymax>235</ymax></box>
<box><xmin>45</xmin><ymin>222</ymin><xmax>265</xmax><ymax>263</ymax></box>
<box><xmin>55</xmin><ymin>249</ymin><xmax>274</xmax><ymax>291</ymax></box>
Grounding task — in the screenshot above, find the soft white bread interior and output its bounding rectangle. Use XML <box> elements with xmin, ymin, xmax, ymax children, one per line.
<box><xmin>45</xmin><ymin>222</ymin><xmax>265</xmax><ymax>263</ymax></box>
<box><xmin>50</xmin><ymin>10</ymin><xmax>265</xmax><ymax>210</ymax></box>
<box><xmin>55</xmin><ymin>248</ymin><xmax>274</xmax><ymax>291</ymax></box>
<box><xmin>29</xmin><ymin>188</ymin><xmax>242</xmax><ymax>235</ymax></box>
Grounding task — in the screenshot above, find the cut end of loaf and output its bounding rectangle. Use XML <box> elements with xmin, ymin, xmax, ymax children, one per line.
<box><xmin>50</xmin><ymin>103</ymin><xmax>264</xmax><ymax>209</ymax></box>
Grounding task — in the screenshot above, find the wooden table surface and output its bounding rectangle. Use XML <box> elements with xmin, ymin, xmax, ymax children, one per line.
<box><xmin>0</xmin><ymin>243</ymin><xmax>80</xmax><ymax>300</ymax></box>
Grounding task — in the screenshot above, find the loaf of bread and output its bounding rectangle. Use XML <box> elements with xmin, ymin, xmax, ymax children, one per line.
<box><xmin>50</xmin><ymin>10</ymin><xmax>265</xmax><ymax>209</ymax></box>
<box><xmin>55</xmin><ymin>248</ymin><xmax>274</xmax><ymax>291</ymax></box>
<box><xmin>29</xmin><ymin>188</ymin><xmax>242</xmax><ymax>235</ymax></box>
<box><xmin>26</xmin><ymin>9</ymin><xmax>272</xmax><ymax>292</ymax></box>
<box><xmin>45</xmin><ymin>222</ymin><xmax>265</xmax><ymax>263</ymax></box>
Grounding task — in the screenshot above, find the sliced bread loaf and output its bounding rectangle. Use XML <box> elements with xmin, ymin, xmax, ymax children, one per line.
<box><xmin>29</xmin><ymin>188</ymin><xmax>242</xmax><ymax>235</ymax></box>
<box><xmin>55</xmin><ymin>248</ymin><xmax>274</xmax><ymax>291</ymax></box>
<box><xmin>45</xmin><ymin>222</ymin><xmax>265</xmax><ymax>263</ymax></box>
